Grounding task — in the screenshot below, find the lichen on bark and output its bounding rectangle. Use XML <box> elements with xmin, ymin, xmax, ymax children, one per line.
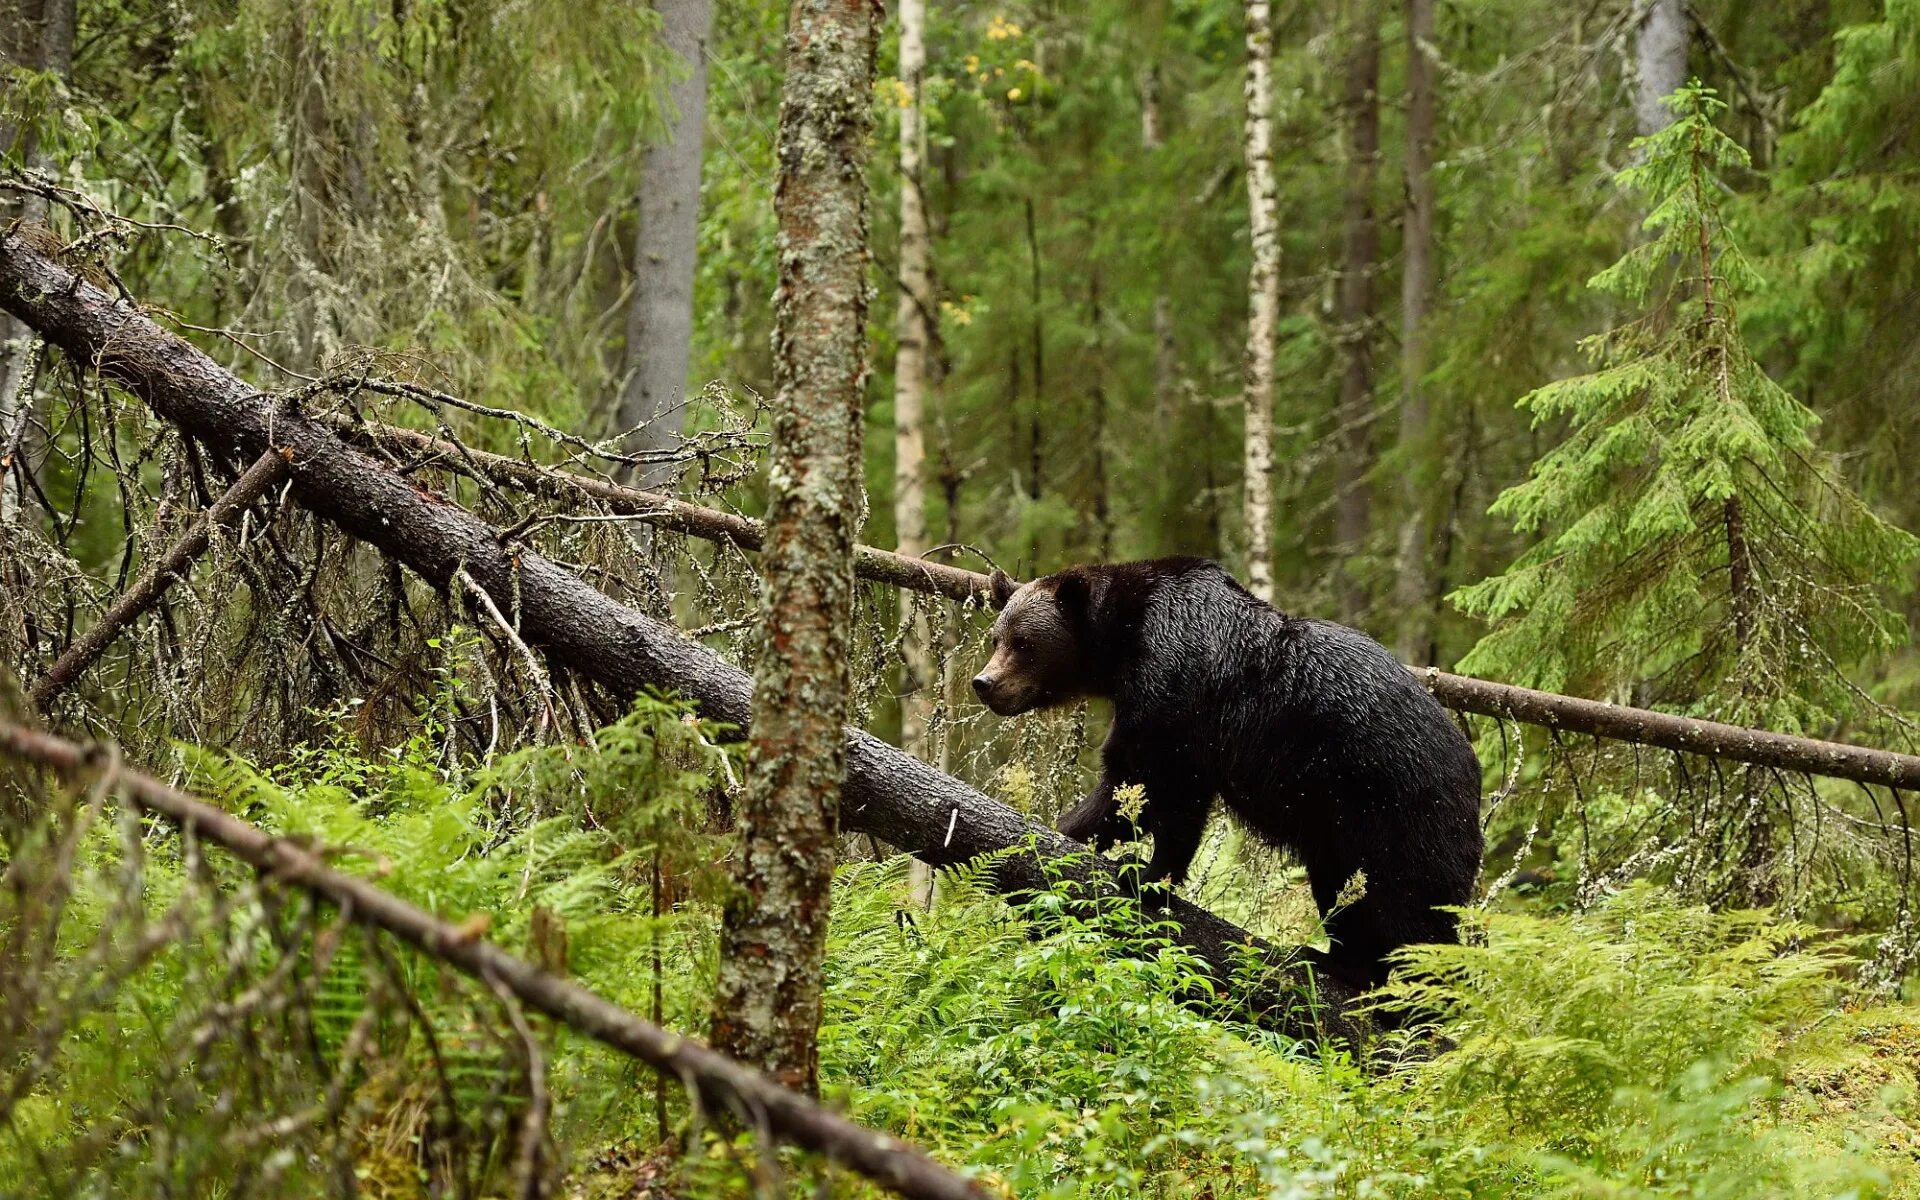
<box><xmin>708</xmin><ymin>0</ymin><xmax>878</xmax><ymax>1097</ymax></box>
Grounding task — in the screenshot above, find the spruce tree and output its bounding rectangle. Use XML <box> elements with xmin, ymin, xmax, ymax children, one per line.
<box><xmin>1452</xmin><ymin>83</ymin><xmax>1917</xmax><ymax>738</ymax></box>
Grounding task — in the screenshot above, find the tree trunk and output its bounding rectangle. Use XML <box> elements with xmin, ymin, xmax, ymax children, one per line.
<box><xmin>709</xmin><ymin>0</ymin><xmax>877</xmax><ymax>1097</ymax></box>
<box><xmin>1334</xmin><ymin>4</ymin><xmax>1380</xmax><ymax>626</ymax></box>
<box><xmin>1090</xmin><ymin>269</ymin><xmax>1112</xmax><ymax>559</ymax></box>
<box><xmin>1392</xmin><ymin>0</ymin><xmax>1436</xmax><ymax>662</ymax></box>
<box><xmin>614</xmin><ymin>0</ymin><xmax>714</xmax><ymax>487</ymax></box>
<box><xmin>1635</xmin><ymin>0</ymin><xmax>1688</xmax><ymax>137</ymax></box>
<box><xmin>1240</xmin><ymin>0</ymin><xmax>1280</xmax><ymax>603</ymax></box>
<box><xmin>0</xmin><ymin>0</ymin><xmax>69</xmax><ymax>525</ymax></box>
<box><xmin>893</xmin><ymin>0</ymin><xmax>938</xmax><ymax>910</ymax></box>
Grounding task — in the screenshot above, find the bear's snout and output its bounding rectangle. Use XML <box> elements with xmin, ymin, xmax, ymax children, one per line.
<box><xmin>972</xmin><ymin>672</ymin><xmax>1027</xmax><ymax>716</ymax></box>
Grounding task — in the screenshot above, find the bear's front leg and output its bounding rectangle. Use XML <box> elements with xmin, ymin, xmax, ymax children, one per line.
<box><xmin>1056</xmin><ymin>771</ymin><xmax>1135</xmax><ymax>852</ymax></box>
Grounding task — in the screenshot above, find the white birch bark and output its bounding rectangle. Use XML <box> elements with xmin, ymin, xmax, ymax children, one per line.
<box><xmin>893</xmin><ymin>0</ymin><xmax>938</xmax><ymax>910</ymax></box>
<box><xmin>1241</xmin><ymin>0</ymin><xmax>1279</xmax><ymax>603</ymax></box>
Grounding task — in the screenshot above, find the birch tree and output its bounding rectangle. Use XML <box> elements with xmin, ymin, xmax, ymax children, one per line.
<box><xmin>709</xmin><ymin>0</ymin><xmax>877</xmax><ymax>1095</ymax></box>
<box><xmin>1240</xmin><ymin>0</ymin><xmax>1279</xmax><ymax>603</ymax></box>
<box><xmin>893</xmin><ymin>0</ymin><xmax>938</xmax><ymax>908</ymax></box>
<box><xmin>614</xmin><ymin>0</ymin><xmax>714</xmax><ymax>486</ymax></box>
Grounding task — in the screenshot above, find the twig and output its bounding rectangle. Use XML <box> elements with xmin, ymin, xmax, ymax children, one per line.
<box><xmin>32</xmin><ymin>447</ymin><xmax>293</xmax><ymax>711</ymax></box>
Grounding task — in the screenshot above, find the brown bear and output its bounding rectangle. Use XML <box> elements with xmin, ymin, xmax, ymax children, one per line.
<box><xmin>971</xmin><ymin>556</ymin><xmax>1483</xmax><ymax>989</ymax></box>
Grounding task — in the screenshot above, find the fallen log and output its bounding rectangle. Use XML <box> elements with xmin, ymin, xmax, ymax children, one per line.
<box><xmin>0</xmin><ymin>719</ymin><xmax>987</xmax><ymax>1200</ymax></box>
<box><xmin>336</xmin><ymin>415</ymin><xmax>1920</xmax><ymax>794</ymax></box>
<box><xmin>0</xmin><ymin>228</ymin><xmax>1364</xmax><ymax>1039</ymax></box>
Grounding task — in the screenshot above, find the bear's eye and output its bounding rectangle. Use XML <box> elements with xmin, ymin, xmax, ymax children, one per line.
<box><xmin>1010</xmin><ymin>635</ymin><xmax>1029</xmax><ymax>653</ymax></box>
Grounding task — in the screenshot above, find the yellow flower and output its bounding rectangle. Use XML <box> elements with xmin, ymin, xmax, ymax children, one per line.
<box><xmin>964</xmin><ymin>54</ymin><xmax>980</xmax><ymax>74</ymax></box>
<box><xmin>986</xmin><ymin>14</ymin><xmax>1022</xmax><ymax>41</ymax></box>
<box><xmin>1006</xmin><ymin>86</ymin><xmax>1023</xmax><ymax>102</ymax></box>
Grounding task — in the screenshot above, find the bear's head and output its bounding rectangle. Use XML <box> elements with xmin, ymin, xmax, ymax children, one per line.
<box><xmin>971</xmin><ymin>567</ymin><xmax>1099</xmax><ymax>716</ymax></box>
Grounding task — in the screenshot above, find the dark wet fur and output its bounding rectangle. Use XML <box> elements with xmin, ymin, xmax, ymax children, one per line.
<box><xmin>986</xmin><ymin>557</ymin><xmax>1484</xmax><ymax>990</ymax></box>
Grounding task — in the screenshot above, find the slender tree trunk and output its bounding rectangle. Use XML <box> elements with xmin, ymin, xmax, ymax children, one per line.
<box><xmin>893</xmin><ymin>0</ymin><xmax>938</xmax><ymax>910</ymax></box>
<box><xmin>615</xmin><ymin>0</ymin><xmax>714</xmax><ymax>487</ymax></box>
<box><xmin>1240</xmin><ymin>0</ymin><xmax>1279</xmax><ymax>603</ymax></box>
<box><xmin>1392</xmin><ymin>0</ymin><xmax>1436</xmax><ymax>661</ymax></box>
<box><xmin>1334</xmin><ymin>3</ymin><xmax>1380</xmax><ymax>626</ymax></box>
<box><xmin>1023</xmin><ymin>196</ymin><xmax>1044</xmax><ymax>505</ymax></box>
<box><xmin>1634</xmin><ymin>0</ymin><xmax>1689</xmax><ymax>137</ymax></box>
<box><xmin>709</xmin><ymin>0</ymin><xmax>877</xmax><ymax>1097</ymax></box>
<box><xmin>1143</xmin><ymin>66</ymin><xmax>1175</xmax><ymax>431</ymax></box>
<box><xmin>0</xmin><ymin>0</ymin><xmax>67</xmax><ymax>525</ymax></box>
<box><xmin>1089</xmin><ymin>269</ymin><xmax>1111</xmax><ymax>558</ymax></box>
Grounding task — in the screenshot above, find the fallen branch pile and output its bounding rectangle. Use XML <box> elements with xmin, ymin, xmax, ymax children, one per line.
<box><xmin>0</xmin><ymin>718</ymin><xmax>986</xmax><ymax>1200</ymax></box>
<box><xmin>0</xmin><ymin>227</ymin><xmax>1367</xmax><ymax>1036</ymax></box>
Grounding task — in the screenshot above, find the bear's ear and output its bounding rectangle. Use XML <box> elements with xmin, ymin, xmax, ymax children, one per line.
<box><xmin>988</xmin><ymin>567</ymin><xmax>1017</xmax><ymax>608</ymax></box>
<box><xmin>1051</xmin><ymin>572</ymin><xmax>1090</xmax><ymax>616</ymax></box>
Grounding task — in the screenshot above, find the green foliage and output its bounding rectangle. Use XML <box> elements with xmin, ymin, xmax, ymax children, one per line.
<box><xmin>1453</xmin><ymin>84</ymin><xmax>1918</xmax><ymax>729</ymax></box>
<box><xmin>812</xmin><ymin>867</ymin><xmax>1909</xmax><ymax>1198</ymax></box>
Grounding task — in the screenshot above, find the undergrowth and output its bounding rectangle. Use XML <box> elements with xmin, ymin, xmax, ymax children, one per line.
<box><xmin>4</xmin><ymin>700</ymin><xmax>1917</xmax><ymax>1197</ymax></box>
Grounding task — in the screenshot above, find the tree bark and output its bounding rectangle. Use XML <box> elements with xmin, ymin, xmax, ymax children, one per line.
<box><xmin>614</xmin><ymin>0</ymin><xmax>714</xmax><ymax>486</ymax></box>
<box><xmin>1334</xmin><ymin>3</ymin><xmax>1380</xmax><ymax>626</ymax></box>
<box><xmin>1635</xmin><ymin>0</ymin><xmax>1689</xmax><ymax>137</ymax></box>
<box><xmin>710</xmin><ymin>0</ymin><xmax>877</xmax><ymax>1096</ymax></box>
<box><xmin>1392</xmin><ymin>0</ymin><xmax>1437</xmax><ymax>663</ymax></box>
<box><xmin>0</xmin><ymin>228</ymin><xmax>1367</xmax><ymax>1043</ymax></box>
<box><xmin>893</xmin><ymin>0</ymin><xmax>938</xmax><ymax>909</ymax></box>
<box><xmin>1240</xmin><ymin>0</ymin><xmax>1280</xmax><ymax>603</ymax></box>
<box><xmin>0</xmin><ymin>719</ymin><xmax>987</xmax><ymax>1200</ymax></box>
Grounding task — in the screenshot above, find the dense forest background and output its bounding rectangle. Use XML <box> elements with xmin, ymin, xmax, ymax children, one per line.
<box><xmin>5</xmin><ymin>0</ymin><xmax>1920</xmax><ymax>1196</ymax></box>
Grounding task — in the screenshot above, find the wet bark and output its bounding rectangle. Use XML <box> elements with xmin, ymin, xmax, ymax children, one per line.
<box><xmin>1240</xmin><ymin>0</ymin><xmax>1279</xmax><ymax>602</ymax></box>
<box><xmin>1392</xmin><ymin>0</ymin><xmax>1436</xmax><ymax>663</ymax></box>
<box><xmin>709</xmin><ymin>0</ymin><xmax>878</xmax><ymax>1096</ymax></box>
<box><xmin>1334</xmin><ymin>3</ymin><xmax>1380</xmax><ymax>626</ymax></box>
<box><xmin>614</xmin><ymin>0</ymin><xmax>713</xmax><ymax>486</ymax></box>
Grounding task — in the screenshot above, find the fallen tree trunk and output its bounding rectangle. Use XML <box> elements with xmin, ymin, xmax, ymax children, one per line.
<box><xmin>339</xmin><ymin>416</ymin><xmax>1920</xmax><ymax>794</ymax></box>
<box><xmin>0</xmin><ymin>719</ymin><xmax>987</xmax><ymax>1200</ymax></box>
<box><xmin>0</xmin><ymin>229</ymin><xmax>1363</xmax><ymax>1038</ymax></box>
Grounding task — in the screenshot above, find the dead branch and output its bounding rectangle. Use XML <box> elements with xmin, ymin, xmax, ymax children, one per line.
<box><xmin>334</xmin><ymin>415</ymin><xmax>1920</xmax><ymax>794</ymax></box>
<box><xmin>0</xmin><ymin>717</ymin><xmax>987</xmax><ymax>1200</ymax></box>
<box><xmin>329</xmin><ymin>415</ymin><xmax>993</xmax><ymax>605</ymax></box>
<box><xmin>32</xmin><ymin>446</ymin><xmax>293</xmax><ymax>711</ymax></box>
